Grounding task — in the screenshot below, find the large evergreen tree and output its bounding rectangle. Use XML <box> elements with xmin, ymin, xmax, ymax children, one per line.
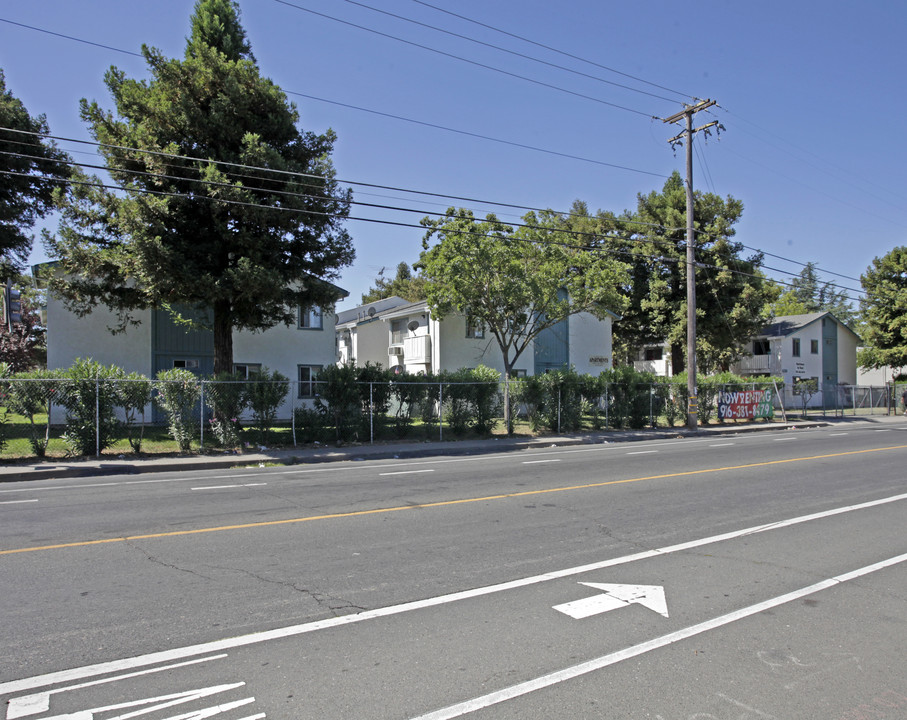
<box><xmin>612</xmin><ymin>172</ymin><xmax>774</xmax><ymax>374</ymax></box>
<box><xmin>0</xmin><ymin>70</ymin><xmax>71</xmax><ymax>277</ymax></box>
<box><xmin>48</xmin><ymin>0</ymin><xmax>354</xmax><ymax>373</ymax></box>
<box><xmin>361</xmin><ymin>262</ymin><xmax>427</xmax><ymax>304</ymax></box>
<box><xmin>766</xmin><ymin>262</ymin><xmax>857</xmax><ymax>327</ymax></box>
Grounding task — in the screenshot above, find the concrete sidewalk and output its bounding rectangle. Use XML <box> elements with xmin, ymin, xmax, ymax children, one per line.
<box><xmin>1</xmin><ymin>414</ymin><xmax>902</xmax><ymax>483</ymax></box>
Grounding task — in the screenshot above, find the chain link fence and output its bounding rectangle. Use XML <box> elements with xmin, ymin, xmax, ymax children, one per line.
<box><xmin>1</xmin><ymin>376</ymin><xmax>900</xmax><ymax>458</ymax></box>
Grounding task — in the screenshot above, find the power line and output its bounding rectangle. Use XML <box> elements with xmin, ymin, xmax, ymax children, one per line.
<box><xmin>0</xmin><ymin>125</ymin><xmax>670</xmax><ymax>231</ymax></box>
<box><xmin>270</xmin><ymin>0</ymin><xmax>659</xmax><ymax>118</ymax></box>
<box><xmin>0</xmin><ymin>17</ymin><xmax>143</xmax><ymax>57</ymax></box>
<box><xmin>285</xmin><ymin>91</ymin><xmax>669</xmax><ymax>179</ymax></box>
<box><xmin>2</xmin><ymin>127</ymin><xmax>866</xmax><ymax>298</ymax></box>
<box><xmin>0</xmin><ymin>17</ymin><xmax>670</xmax><ymax>180</ymax></box>
<box><xmin>8</xmin><ymin>163</ymin><xmax>861</xmax><ymax>301</ymax></box>
<box><xmin>407</xmin><ymin>0</ymin><xmax>699</xmax><ymax>102</ymax></box>
<box><xmin>338</xmin><ymin>0</ymin><xmax>679</xmax><ymax>103</ymax></box>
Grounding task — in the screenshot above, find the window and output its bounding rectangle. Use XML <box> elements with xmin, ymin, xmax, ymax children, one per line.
<box><xmin>811</xmin><ymin>339</ymin><xmax>819</xmax><ymax>354</ymax></box>
<box><xmin>233</xmin><ymin>363</ymin><xmax>262</xmax><ymax>379</ymax></box>
<box><xmin>792</xmin><ymin>338</ymin><xmax>801</xmax><ymax>357</ymax></box>
<box><xmin>753</xmin><ymin>339</ymin><xmax>770</xmax><ymax>356</ymax></box>
<box><xmin>511</xmin><ymin>369</ymin><xmax>527</xmax><ymax>378</ymax></box>
<box><xmin>173</xmin><ymin>359</ymin><xmax>199</xmax><ymax>369</ymax></box>
<box><xmin>298</xmin><ymin>364</ymin><xmax>322</xmax><ymax>398</ymax></box>
<box><xmin>644</xmin><ymin>347</ymin><xmax>663</xmax><ymax>361</ymax></box>
<box><xmin>299</xmin><ymin>306</ymin><xmax>323</xmax><ymax>330</ymax></box>
<box><xmin>390</xmin><ymin>318</ymin><xmax>406</xmax><ymax>344</ymax></box>
<box><xmin>466</xmin><ymin>316</ymin><xmax>485</xmax><ymax>339</ymax></box>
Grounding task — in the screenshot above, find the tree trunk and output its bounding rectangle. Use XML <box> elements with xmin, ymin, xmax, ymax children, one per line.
<box><xmin>671</xmin><ymin>341</ymin><xmax>685</xmax><ymax>376</ymax></box>
<box><xmin>212</xmin><ymin>300</ymin><xmax>234</xmax><ymax>376</ymax></box>
<box><xmin>503</xmin><ymin>361</ymin><xmax>513</xmax><ymax>435</ymax></box>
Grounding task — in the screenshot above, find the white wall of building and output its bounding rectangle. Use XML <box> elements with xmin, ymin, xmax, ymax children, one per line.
<box><xmin>46</xmin><ymin>296</ymin><xmax>152</xmax><ymax>375</ymax></box>
<box><xmin>569</xmin><ymin>312</ymin><xmax>613</xmax><ymax>375</ymax></box>
<box><xmin>436</xmin><ymin>313</ymin><xmax>508</xmax><ymax>374</ymax></box>
<box><xmin>837</xmin><ymin>331</ymin><xmax>860</xmax><ymax>385</ymax></box>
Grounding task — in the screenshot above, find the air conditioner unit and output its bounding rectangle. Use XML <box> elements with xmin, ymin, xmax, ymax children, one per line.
<box><xmin>388</xmin><ymin>347</ymin><xmax>404</xmax><ymax>357</ymax></box>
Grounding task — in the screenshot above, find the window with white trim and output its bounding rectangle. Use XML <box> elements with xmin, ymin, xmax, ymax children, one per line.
<box><xmin>466</xmin><ymin>315</ymin><xmax>485</xmax><ymax>339</ymax></box>
<box><xmin>233</xmin><ymin>363</ymin><xmax>262</xmax><ymax>379</ymax></box>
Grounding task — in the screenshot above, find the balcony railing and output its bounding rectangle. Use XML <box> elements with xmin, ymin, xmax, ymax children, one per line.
<box><xmin>732</xmin><ymin>354</ymin><xmax>773</xmax><ymax>373</ymax></box>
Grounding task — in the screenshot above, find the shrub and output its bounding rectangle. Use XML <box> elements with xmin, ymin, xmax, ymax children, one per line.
<box><xmin>654</xmin><ymin>376</ymin><xmax>685</xmax><ymax>428</ymax></box>
<box><xmin>293</xmin><ymin>406</ymin><xmax>328</xmax><ymax>444</ymax></box>
<box><xmin>119</xmin><ymin>372</ymin><xmax>153</xmax><ymax>453</ymax></box>
<box><xmin>441</xmin><ymin>369</ymin><xmax>473</xmax><ymax>436</ymax></box>
<box><xmin>522</xmin><ymin>369</ymin><xmax>585</xmax><ymax>432</ymax></box>
<box><xmin>602</xmin><ymin>366</ymin><xmax>657</xmax><ymax>429</ymax></box>
<box><xmin>468</xmin><ymin>365</ymin><xmax>502</xmax><ymax>435</ymax></box>
<box><xmin>55</xmin><ymin>359</ymin><xmax>123</xmax><ymax>456</ymax></box>
<box><xmin>155</xmin><ymin>368</ymin><xmax>201</xmax><ymax>453</ymax></box>
<box><xmin>314</xmin><ymin>364</ymin><xmax>361</xmax><ymax>442</ymax></box>
<box><xmin>5</xmin><ymin>369</ymin><xmax>59</xmax><ymax>457</ymax></box>
<box><xmin>204</xmin><ymin>373</ymin><xmax>247</xmax><ymax>449</ymax></box>
<box><xmin>356</xmin><ymin>362</ymin><xmax>394</xmax><ymax>440</ymax></box>
<box><xmin>390</xmin><ymin>373</ymin><xmax>431</xmax><ymax>438</ymax></box>
<box><xmin>247</xmin><ymin>368</ymin><xmax>289</xmax><ymax>445</ymax></box>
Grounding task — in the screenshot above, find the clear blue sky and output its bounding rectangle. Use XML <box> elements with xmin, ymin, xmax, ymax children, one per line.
<box><xmin>1</xmin><ymin>0</ymin><xmax>904</xmax><ymax>311</ymax></box>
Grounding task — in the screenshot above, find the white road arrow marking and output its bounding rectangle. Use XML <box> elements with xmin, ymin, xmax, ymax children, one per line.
<box><xmin>553</xmin><ymin>582</ymin><xmax>669</xmax><ymax>619</ymax></box>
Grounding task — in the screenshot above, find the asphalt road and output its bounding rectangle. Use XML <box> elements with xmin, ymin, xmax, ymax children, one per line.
<box><xmin>1</xmin><ymin>424</ymin><xmax>905</xmax><ymax>719</ymax></box>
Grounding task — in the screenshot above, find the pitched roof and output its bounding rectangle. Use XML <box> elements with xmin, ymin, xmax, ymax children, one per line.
<box><xmin>760</xmin><ymin>311</ymin><xmax>861</xmax><ymax>341</ymax></box>
<box><xmin>335</xmin><ymin>296</ymin><xmax>410</xmax><ymax>326</ymax></box>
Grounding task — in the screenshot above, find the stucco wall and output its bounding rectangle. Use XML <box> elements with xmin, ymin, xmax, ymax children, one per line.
<box><xmin>778</xmin><ymin>327</ymin><xmax>824</xmax><ymax>382</ymax></box>
<box><xmin>837</xmin><ymin>330</ymin><xmax>859</xmax><ymax>385</ymax></box>
<box><xmin>437</xmin><ymin>314</ymin><xmax>508</xmax><ymax>374</ymax></box>
<box><xmin>47</xmin><ymin>295</ymin><xmax>152</xmax><ymax>375</ymax></box>
<box><xmin>569</xmin><ymin>312</ymin><xmax>613</xmax><ymax>375</ymax></box>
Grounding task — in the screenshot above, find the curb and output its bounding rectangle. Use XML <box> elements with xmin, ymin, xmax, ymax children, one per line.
<box><xmin>0</xmin><ymin>419</ymin><xmax>833</xmax><ymax>483</ymax></box>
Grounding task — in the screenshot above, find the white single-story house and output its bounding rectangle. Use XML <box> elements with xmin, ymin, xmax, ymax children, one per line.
<box><xmin>42</xmin><ymin>264</ymin><xmax>347</xmax><ymax>420</ymax></box>
<box><xmin>336</xmin><ymin>298</ymin><xmax>618</xmax><ymax>377</ymax></box>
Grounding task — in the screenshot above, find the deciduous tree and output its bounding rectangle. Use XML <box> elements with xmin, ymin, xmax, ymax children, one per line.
<box><xmin>419</xmin><ymin>207</ymin><xmax>627</xmax><ymax>430</ymax></box>
<box><xmin>858</xmin><ymin>246</ymin><xmax>907</xmax><ymax>372</ymax></box>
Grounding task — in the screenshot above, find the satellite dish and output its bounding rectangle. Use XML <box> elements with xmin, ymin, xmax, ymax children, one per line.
<box><xmin>367</xmin><ymin>307</ymin><xmax>376</xmax><ymax>317</ymax></box>
<box><xmin>407</xmin><ymin>320</ymin><xmax>420</xmax><ymax>332</ymax></box>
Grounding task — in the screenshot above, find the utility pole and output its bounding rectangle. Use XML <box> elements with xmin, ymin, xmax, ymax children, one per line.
<box><xmin>664</xmin><ymin>99</ymin><xmax>719</xmax><ymax>432</ymax></box>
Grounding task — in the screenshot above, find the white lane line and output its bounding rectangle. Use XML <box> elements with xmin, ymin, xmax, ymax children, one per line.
<box><xmin>874</xmin><ymin>429</ymin><xmax>892</xmax><ymax>433</ymax></box>
<box><xmin>828</xmin><ymin>433</ymin><xmax>848</xmax><ymax>437</ymax></box>
<box><xmin>773</xmin><ymin>437</ymin><xmax>798</xmax><ymax>442</ymax></box>
<box><xmin>190</xmin><ymin>483</ymin><xmax>267</xmax><ymax>491</ymax></box>
<box><xmin>522</xmin><ymin>460</ymin><xmax>561</xmax><ymax>465</ymax></box>
<box><xmin>379</xmin><ymin>469</ymin><xmax>435</xmax><ymax>477</ymax></box>
<box><xmin>410</xmin><ymin>552</ymin><xmax>907</xmax><ymax>720</ymax></box>
<box><xmin>4</xmin><ymin>490</ymin><xmax>904</xmax><ymax>698</ymax></box>
<box><xmin>6</xmin><ymin>654</ymin><xmax>228</xmax><ymax>718</ymax></box>
<box><xmin>626</xmin><ymin>450</ymin><xmax>658</xmax><ymax>455</ymax></box>
<box><xmin>0</xmin><ymin>499</ymin><xmax>38</xmax><ymax>505</ymax></box>
<box><xmin>709</xmin><ymin>443</ymin><xmax>735</xmax><ymax>448</ymax></box>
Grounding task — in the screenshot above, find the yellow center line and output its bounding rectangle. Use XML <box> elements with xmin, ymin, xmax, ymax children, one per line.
<box><xmin>3</xmin><ymin>444</ymin><xmax>905</xmax><ymax>556</ymax></box>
